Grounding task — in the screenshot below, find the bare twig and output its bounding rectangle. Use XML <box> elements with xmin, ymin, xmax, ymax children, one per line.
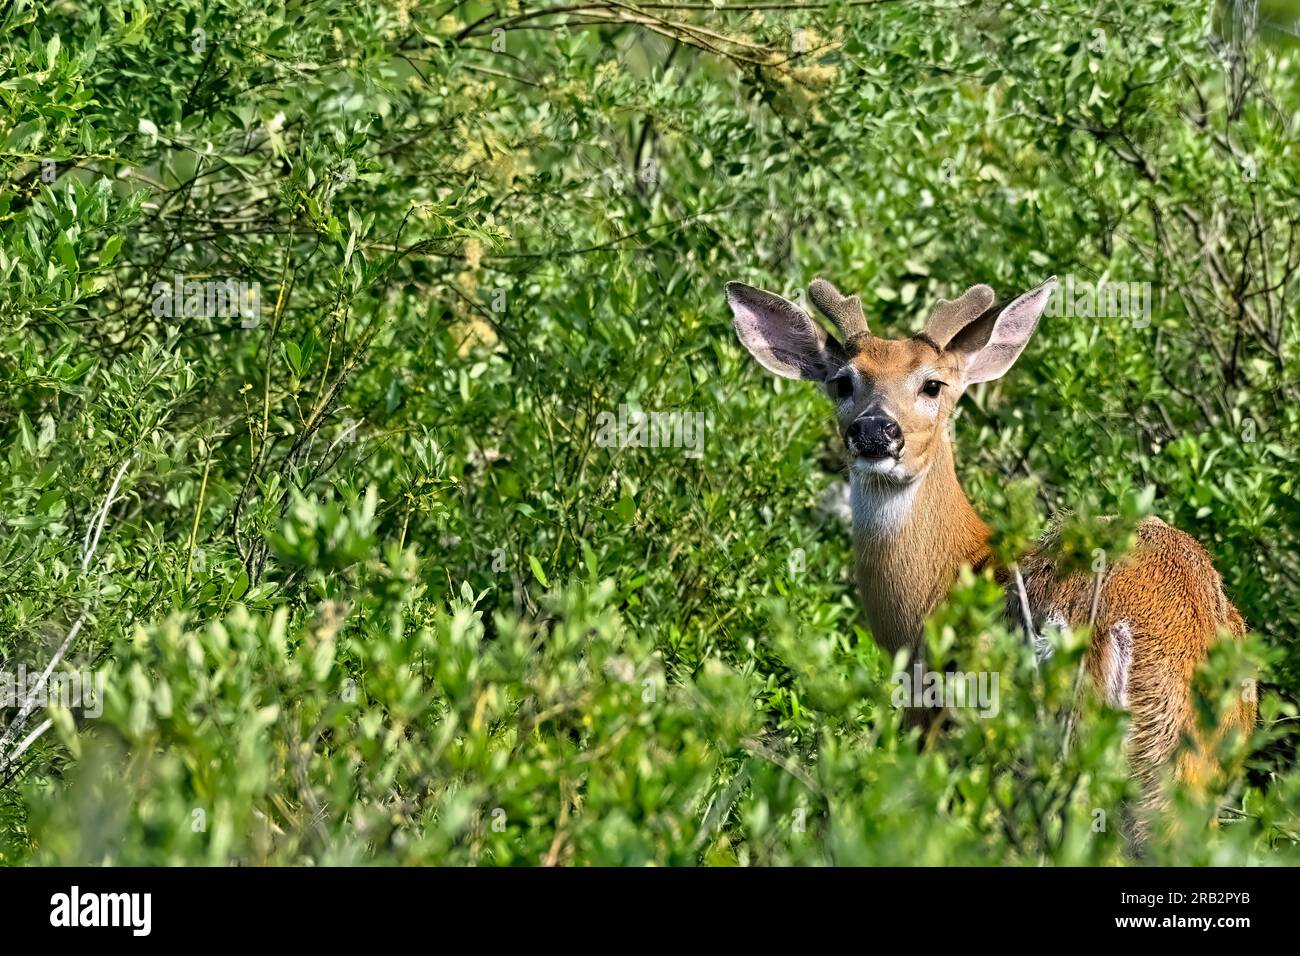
<box><xmin>1063</xmin><ymin>569</ymin><xmax>1106</xmax><ymax>757</ymax></box>
<box><xmin>81</xmin><ymin>459</ymin><xmax>131</xmax><ymax>571</ymax></box>
<box><xmin>0</xmin><ymin>457</ymin><xmax>132</xmax><ymax>776</ymax></box>
<box><xmin>5</xmin><ymin>718</ymin><xmax>54</xmax><ymax>769</ymax></box>
<box><xmin>1010</xmin><ymin>563</ymin><xmax>1041</xmax><ymax>668</ymax></box>
<box><xmin>0</xmin><ymin>615</ymin><xmax>86</xmax><ymax>773</ymax></box>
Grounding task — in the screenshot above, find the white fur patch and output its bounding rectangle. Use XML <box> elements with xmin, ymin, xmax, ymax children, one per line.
<box><xmin>1035</xmin><ymin>609</ymin><xmax>1066</xmax><ymax>662</ymax></box>
<box><xmin>850</xmin><ymin>473</ymin><xmax>921</xmax><ymax>539</ymax></box>
<box><xmin>816</xmin><ymin>481</ymin><xmax>853</xmax><ymax>527</ymax></box>
<box><xmin>1103</xmin><ymin>620</ymin><xmax>1133</xmax><ymax>708</ymax></box>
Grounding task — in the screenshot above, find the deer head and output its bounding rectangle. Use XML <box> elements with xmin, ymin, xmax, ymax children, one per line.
<box><xmin>725</xmin><ymin>276</ymin><xmax>1057</xmax><ymax>487</ymax></box>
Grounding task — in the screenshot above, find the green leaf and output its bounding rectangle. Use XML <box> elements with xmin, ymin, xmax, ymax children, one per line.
<box><xmin>527</xmin><ymin>554</ymin><xmax>549</xmax><ymax>588</ymax></box>
<box><xmin>100</xmin><ymin>234</ymin><xmax>122</xmax><ymax>267</ymax></box>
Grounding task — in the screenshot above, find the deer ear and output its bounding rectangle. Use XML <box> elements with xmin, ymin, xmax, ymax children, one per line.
<box><xmin>726</xmin><ymin>282</ymin><xmax>843</xmax><ymax>382</ymax></box>
<box><xmin>950</xmin><ymin>277</ymin><xmax>1057</xmax><ymax>384</ymax></box>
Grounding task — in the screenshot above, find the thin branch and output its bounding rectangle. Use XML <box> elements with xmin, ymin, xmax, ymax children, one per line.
<box><xmin>81</xmin><ymin>459</ymin><xmax>131</xmax><ymax>572</ymax></box>
<box><xmin>0</xmin><ymin>457</ymin><xmax>131</xmax><ymax>776</ymax></box>
<box><xmin>1010</xmin><ymin>563</ymin><xmax>1041</xmax><ymax>667</ymax></box>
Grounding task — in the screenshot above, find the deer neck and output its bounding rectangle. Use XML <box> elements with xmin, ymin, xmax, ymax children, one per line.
<box><xmin>850</xmin><ymin>437</ymin><xmax>991</xmax><ymax>658</ymax></box>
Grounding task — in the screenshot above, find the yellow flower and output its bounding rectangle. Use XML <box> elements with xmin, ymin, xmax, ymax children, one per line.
<box><xmin>791</xmin><ymin>63</ymin><xmax>838</xmax><ymax>90</ymax></box>
<box><xmin>464</xmin><ymin>238</ymin><xmax>484</xmax><ymax>271</ymax></box>
<box><xmin>595</xmin><ymin>60</ymin><xmax>620</xmax><ymax>85</ymax></box>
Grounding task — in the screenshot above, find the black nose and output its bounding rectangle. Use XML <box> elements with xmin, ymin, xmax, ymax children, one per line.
<box><xmin>846</xmin><ymin>415</ymin><xmax>904</xmax><ymax>459</ymax></box>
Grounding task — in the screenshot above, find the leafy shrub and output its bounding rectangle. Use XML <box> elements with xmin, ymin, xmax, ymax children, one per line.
<box><xmin>1</xmin><ymin>0</ymin><xmax>1297</xmax><ymax>864</ymax></box>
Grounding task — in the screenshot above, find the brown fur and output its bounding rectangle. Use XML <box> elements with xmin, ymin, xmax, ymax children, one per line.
<box><xmin>727</xmin><ymin>277</ymin><xmax>1256</xmax><ymax>816</ymax></box>
<box><xmin>854</xmin><ymin>430</ymin><xmax>1255</xmax><ymax>802</ymax></box>
<box><xmin>1017</xmin><ymin>518</ymin><xmax>1256</xmax><ymax>800</ymax></box>
<box><xmin>845</xmin><ymin>334</ymin><xmax>1255</xmax><ymax>799</ymax></box>
<box><xmin>852</xmin><ymin>437</ymin><xmax>986</xmax><ymax>657</ymax></box>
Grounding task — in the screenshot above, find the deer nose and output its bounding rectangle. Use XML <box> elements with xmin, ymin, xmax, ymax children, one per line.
<box><xmin>846</xmin><ymin>415</ymin><xmax>904</xmax><ymax>459</ymax></box>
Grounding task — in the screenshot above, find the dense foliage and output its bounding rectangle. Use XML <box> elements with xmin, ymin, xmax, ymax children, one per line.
<box><xmin>1</xmin><ymin>0</ymin><xmax>1298</xmax><ymax>865</ymax></box>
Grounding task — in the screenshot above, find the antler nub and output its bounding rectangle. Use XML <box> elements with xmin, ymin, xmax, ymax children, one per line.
<box><xmin>922</xmin><ymin>284</ymin><xmax>996</xmax><ymax>349</ymax></box>
<box><xmin>808</xmin><ymin>277</ymin><xmax>870</xmax><ymax>344</ymax></box>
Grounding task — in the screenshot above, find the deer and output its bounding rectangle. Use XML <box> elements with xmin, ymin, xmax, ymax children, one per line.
<box><xmin>725</xmin><ymin>275</ymin><xmax>1256</xmax><ymax>822</ymax></box>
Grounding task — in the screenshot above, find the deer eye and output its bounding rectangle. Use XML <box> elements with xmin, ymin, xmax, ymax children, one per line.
<box><xmin>829</xmin><ymin>373</ymin><xmax>853</xmax><ymax>401</ymax></box>
<box><xmin>920</xmin><ymin>379</ymin><xmax>945</xmax><ymax>398</ymax></box>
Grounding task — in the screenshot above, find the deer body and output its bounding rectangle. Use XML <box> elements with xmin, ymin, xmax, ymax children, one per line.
<box><xmin>851</xmin><ymin>434</ymin><xmax>988</xmax><ymax>657</ymax></box>
<box><xmin>726</xmin><ymin>275</ymin><xmax>1254</xmax><ymax>809</ymax></box>
<box><xmin>1017</xmin><ymin>517</ymin><xmax>1255</xmax><ymax>794</ymax></box>
<box><xmin>851</xmin><ymin>421</ymin><xmax>1255</xmax><ymax>795</ymax></box>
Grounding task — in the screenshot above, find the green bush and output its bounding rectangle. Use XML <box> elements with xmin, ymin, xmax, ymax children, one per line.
<box><xmin>1</xmin><ymin>0</ymin><xmax>1297</xmax><ymax>864</ymax></box>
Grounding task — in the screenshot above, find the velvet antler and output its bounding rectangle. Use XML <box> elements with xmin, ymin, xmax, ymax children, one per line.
<box><xmin>920</xmin><ymin>284</ymin><xmax>996</xmax><ymax>350</ymax></box>
<box><xmin>808</xmin><ymin>277</ymin><xmax>870</xmax><ymax>345</ymax></box>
